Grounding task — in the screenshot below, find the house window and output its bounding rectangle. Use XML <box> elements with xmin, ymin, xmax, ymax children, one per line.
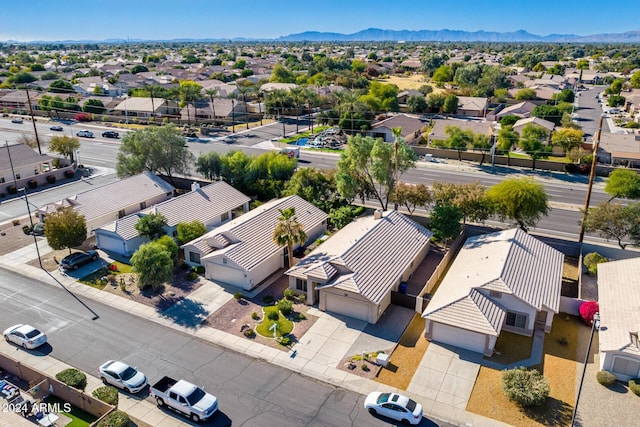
<box><xmin>221</xmin><ymin>212</ymin><xmax>229</xmax><ymax>222</ymax></box>
<box><xmin>296</xmin><ymin>278</ymin><xmax>307</xmax><ymax>292</ymax></box>
<box><xmin>118</xmin><ymin>209</ymin><xmax>125</xmax><ymax>218</ymax></box>
<box><xmin>506</xmin><ymin>312</ymin><xmax>527</xmax><ymax>329</ymax></box>
<box><xmin>189</xmin><ymin>252</ymin><xmax>200</xmax><ymax>264</ymax></box>
<box><xmin>489</xmin><ymin>290</ymin><xmax>502</xmax><ymax>298</ymax></box>
<box><xmin>222</xmin><ymin>258</ymin><xmax>227</xmax><ymax>265</ymax></box>
<box><xmin>140</xmin><ymin>201</ymin><xmax>147</xmax><ymax>209</ymax></box>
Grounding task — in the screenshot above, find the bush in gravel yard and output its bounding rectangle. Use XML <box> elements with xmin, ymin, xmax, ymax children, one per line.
<box><xmin>186</xmin><ymin>271</ymin><xmax>198</xmax><ymax>281</ymax></box>
<box><xmin>92</xmin><ymin>386</ymin><xmax>118</xmax><ymax>406</ymax></box>
<box><xmin>195</xmin><ymin>265</ymin><xmax>205</xmax><ymax>274</ymax></box>
<box><xmin>278</xmin><ymin>336</ymin><xmax>291</xmax><ymax>346</ymax></box>
<box><xmin>56</xmin><ymin>368</ymin><xmax>87</xmax><ymax>390</ymax></box>
<box><xmin>251</xmin><ymin>312</ymin><xmax>260</xmax><ymax>320</ymax></box>
<box><xmin>283</xmin><ymin>288</ymin><xmax>296</xmax><ymax>300</ymax></box>
<box><xmin>267</xmin><ymin>310</ymin><xmax>280</xmax><ymax>321</ymax></box>
<box><xmin>22</xmin><ymin>225</ymin><xmax>32</xmax><ymax>235</ymax></box>
<box><xmin>501</xmin><ymin>367</ymin><xmax>549</xmax><ymax>407</ymax></box>
<box><xmin>579</xmin><ymin>301</ymin><xmax>600</xmax><ymax>326</ymax></box>
<box><xmin>584</xmin><ymin>252</ymin><xmax>608</xmax><ymax>275</ymax></box>
<box><xmin>277</xmin><ymin>299</ymin><xmax>293</xmax><ymax>316</ymax></box>
<box><xmin>629</xmin><ymin>379</ymin><xmax>640</xmax><ymax>396</ymax></box>
<box><xmin>297</xmin><ymin>313</ymin><xmax>306</xmax><ymax>320</ymax></box>
<box><xmin>97</xmin><ymin>410</ymin><xmax>130</xmax><ymax>427</ymax></box>
<box><xmin>243</xmin><ymin>328</ymin><xmax>255</xmax><ymax>337</ymax></box>
<box><xmin>596</xmin><ymin>370</ymin><xmax>616</xmax><ymax>386</ymax></box>
<box><xmin>234</xmin><ymin>291</ymin><xmax>243</xmax><ymax>300</ymax></box>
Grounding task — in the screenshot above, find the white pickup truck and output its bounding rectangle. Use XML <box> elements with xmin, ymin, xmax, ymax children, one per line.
<box><xmin>149</xmin><ymin>376</ymin><xmax>218</xmax><ymax>422</ymax></box>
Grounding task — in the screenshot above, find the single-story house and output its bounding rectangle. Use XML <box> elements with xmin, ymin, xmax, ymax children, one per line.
<box><xmin>112</xmin><ymin>97</ymin><xmax>180</xmax><ymax>118</ymax></box>
<box><xmin>95</xmin><ymin>181</ymin><xmax>250</xmax><ymax>257</ymax></box>
<box><xmin>369</xmin><ymin>114</ymin><xmax>426</xmax><ymax>144</ymax></box>
<box><xmin>597</xmin><ymin>257</ymin><xmax>640</xmax><ymax>381</ymax></box>
<box><xmin>180</xmin><ymin>98</ymin><xmax>247</xmax><ymax>122</ymax></box>
<box><xmin>0</xmin><ymin>144</ymin><xmax>53</xmax><ymax>186</ymax></box>
<box><xmin>598</xmin><ymin>133</ymin><xmax>640</xmax><ymax>168</ymax></box>
<box><xmin>427</xmin><ymin>119</ymin><xmax>494</xmax><ymax>145</ymax></box>
<box><xmin>457</xmin><ymin>96</ymin><xmax>488</xmax><ymax>117</ymax></box>
<box><xmin>38</xmin><ymin>171</ymin><xmax>175</xmax><ymax>236</ymax></box>
<box><xmin>422</xmin><ymin>229</ymin><xmax>564</xmax><ymax>356</ymax></box>
<box><xmin>182</xmin><ymin>195</ymin><xmax>328</xmax><ymax>290</ymax></box>
<box><xmin>513</xmin><ymin>117</ymin><xmax>556</xmax><ymax>135</ymax></box>
<box><xmin>495</xmin><ymin>101</ymin><xmax>537</xmax><ymax>119</ymax></box>
<box><xmin>397</xmin><ymin>90</ymin><xmax>424</xmax><ymax>105</ymax></box>
<box><xmin>286</xmin><ymin>210</ymin><xmax>432</xmax><ymax>323</ymax></box>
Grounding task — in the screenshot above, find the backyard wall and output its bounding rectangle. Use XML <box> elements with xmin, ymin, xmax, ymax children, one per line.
<box><xmin>560</xmin><ymin>296</ymin><xmax>585</xmax><ymax>316</ymax></box>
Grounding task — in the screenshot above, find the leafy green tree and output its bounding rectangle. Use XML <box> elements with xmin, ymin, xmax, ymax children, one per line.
<box><xmin>130</xmin><ymin>64</ymin><xmax>148</xmax><ymax>74</ymax></box>
<box><xmin>8</xmin><ymin>71</ymin><xmax>37</xmax><ymax>84</ymax></box>
<box><xmin>329</xmin><ymin>205</ymin><xmax>358</xmax><ymax>229</ymax></box>
<box><xmin>584</xmin><ymin>202</ymin><xmax>640</xmax><ymax>249</ymax></box>
<box><xmin>501</xmin><ymin>367</ymin><xmax>549</xmax><ymax>407</ymax></box>
<box><xmin>336</xmin><ymin>134</ymin><xmax>416</xmax><ymax>210</ymax></box>
<box><xmin>392</xmin><ymin>182</ymin><xmax>431</xmax><ymax>214</ymax></box>
<box><xmin>48</xmin><ymin>79</ymin><xmax>74</xmax><ymax>93</ymax></box>
<box><xmin>360</xmin><ymin>81</ymin><xmax>399</xmax><ymax>113</ymax></box>
<box><xmin>244</xmin><ymin>151</ymin><xmax>297</xmax><ymax>200</ymax></box>
<box><xmin>519</xmin><ymin>124</ymin><xmax>551</xmax><ymax>170</ymax></box>
<box><xmin>82</xmin><ymin>98</ymin><xmax>105</xmax><ymax>114</ymax></box>
<box><xmin>551</xmin><ymin>127</ymin><xmax>584</xmax><ymax>153</ymax></box>
<box><xmin>604</xmin><ymin>169</ymin><xmax>640</xmax><ymax>202</ymax></box>
<box><xmin>442</xmin><ymin>94</ymin><xmax>459</xmax><ymax>114</ymax></box>
<box><xmin>418</xmin><ymin>84</ymin><xmax>433</xmax><ymax>95</ymax></box>
<box><xmin>444</xmin><ymin>126</ymin><xmax>472</xmax><ymax>161</ymax></box>
<box><xmin>631</xmin><ymin>71</ymin><xmax>640</xmax><ymax>89</ymax></box>
<box><xmin>487</xmin><ymin>177</ymin><xmax>549</xmax><ymax>231</ymax></box>
<box><xmin>131</xmin><ymin>242</ymin><xmax>173</xmax><ymax>291</ymax></box>
<box><xmin>431</xmin><ymin>65</ymin><xmax>452</xmax><ymax>86</ymax></box>
<box><xmin>178</xmin><ymin>80</ymin><xmax>203</xmax><ymax>125</ymax></box>
<box><xmin>454</xmin><ymin>64</ymin><xmax>482</xmax><ymax>86</ymax></box>
<box><xmin>426</xmin><ymin>93</ymin><xmax>445</xmax><ymax>111</ymax></box>
<box><xmin>116</xmin><ymin>124</ymin><xmax>194</xmax><ymax>179</ymax></box>
<box><xmin>429</xmin><ymin>204</ymin><xmax>463</xmax><ymax>245</ymax></box>
<box><xmin>195</xmin><ymin>151</ymin><xmax>222</xmax><ymax>181</ymax></box>
<box><xmin>553</xmin><ymin>89</ymin><xmax>575</xmax><ymax>103</ymax></box>
<box><xmin>605</xmin><ymin>78</ymin><xmax>624</xmax><ymax>95</ymax></box>
<box><xmin>48</xmin><ymin>135</ymin><xmax>80</xmax><ymax>163</ymax></box>
<box><xmin>155</xmin><ymin>235</ymin><xmax>179</xmax><ymax>261</ymax></box>
<box><xmin>532</xmin><ymin>105</ymin><xmax>562</xmax><ymax>125</ymax></box>
<box><xmin>219</xmin><ymin>150</ymin><xmax>252</xmax><ymax>191</ymax></box>
<box><xmin>472</xmin><ymin>133</ymin><xmax>492</xmax><ymax>165</ymax></box>
<box><xmin>284</xmin><ymin>168</ymin><xmax>342</xmax><ymax>212</ymax></box>
<box><xmin>607</xmin><ymin>95</ymin><xmax>626</xmax><ymax>107</ymax></box>
<box><xmin>432</xmin><ymin>182</ymin><xmax>492</xmax><ymax>224</ymax></box>
<box><xmin>500</xmin><ymin>115</ymin><xmax>520</xmax><ymax>127</ymax></box>
<box><xmin>407</xmin><ymin>95</ymin><xmax>428</xmax><ymax>113</ymax></box>
<box><xmin>583</xmin><ymin>252</ymin><xmax>608</xmax><ymax>275</ymax></box>
<box><xmin>270</xmin><ymin>63</ymin><xmax>296</xmax><ymax>83</ymax></box>
<box><xmin>44</xmin><ymin>207</ymin><xmax>87</xmax><ymax>254</ymax></box>
<box><xmin>135</xmin><ymin>213</ymin><xmax>167</xmax><ymax>240</ymax></box>
<box><xmin>272</xmin><ymin>207</ymin><xmax>307</xmax><ymax>268</ymax></box>
<box><xmin>515</xmin><ymin>88</ymin><xmax>536</xmax><ymax>100</ymax></box>
<box><xmin>176</xmin><ymin>221</ymin><xmax>207</xmax><ymax>245</ymax></box>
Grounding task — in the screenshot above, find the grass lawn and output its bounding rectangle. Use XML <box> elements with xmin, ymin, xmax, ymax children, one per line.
<box><xmin>484</xmin><ymin>331</ymin><xmax>534</xmax><ymax>365</ymax></box>
<box><xmin>507</xmin><ymin>152</ymin><xmax>571</xmax><ymax>163</ymax></box>
<box><xmin>281</xmin><ymin>126</ymin><xmax>330</xmax><ymax>144</ymax></box>
<box><xmin>375</xmin><ymin>75</ymin><xmax>447</xmax><ymax>93</ymax></box>
<box><xmin>255</xmin><ymin>306</ymin><xmax>294</xmax><ymax>338</ymax></box>
<box><xmin>47</xmin><ymin>395</ymin><xmax>98</xmax><ymax>427</ymax></box>
<box><xmin>467</xmin><ymin>315</ymin><xmax>580</xmax><ymax>426</ymax></box>
<box><xmin>110</xmin><ymin>123</ymin><xmax>146</xmax><ymax>130</ymax></box>
<box><xmin>78</xmin><ymin>270</ymin><xmax>107</xmax><ymax>290</ymax></box>
<box><xmin>111</xmin><ymin>261</ymin><xmax>132</xmax><ymax>273</ymax></box>
<box><xmin>377</xmin><ymin>315</ymin><xmax>430</xmax><ymax>389</ymax></box>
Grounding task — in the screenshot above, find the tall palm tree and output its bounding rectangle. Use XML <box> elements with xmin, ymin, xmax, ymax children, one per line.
<box><xmin>228</xmin><ymin>92</ymin><xmax>237</xmax><ymax>133</ymax></box>
<box><xmin>236</xmin><ymin>85</ymin><xmax>251</xmax><ymax>129</ymax></box>
<box><xmin>142</xmin><ymin>83</ymin><xmax>160</xmax><ymax>121</ymax></box>
<box><xmin>273</xmin><ymin>207</ymin><xmax>307</xmax><ymax>268</ymax></box>
<box><xmin>205</xmin><ymin>88</ymin><xmax>219</xmax><ymax>123</ymax></box>
<box><xmin>303</xmin><ymin>88</ymin><xmax>318</xmax><ymax>133</ymax></box>
<box><xmin>289</xmin><ymin>87</ymin><xmax>304</xmax><ymax>133</ymax></box>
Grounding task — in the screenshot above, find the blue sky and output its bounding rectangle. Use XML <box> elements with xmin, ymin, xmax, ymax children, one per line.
<box><xmin>1</xmin><ymin>0</ymin><xmax>637</xmax><ymax>41</ymax></box>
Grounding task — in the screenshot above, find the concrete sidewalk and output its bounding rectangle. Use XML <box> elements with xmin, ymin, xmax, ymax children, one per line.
<box><xmin>0</xmin><ymin>247</ymin><xmax>509</xmax><ymax>427</ymax></box>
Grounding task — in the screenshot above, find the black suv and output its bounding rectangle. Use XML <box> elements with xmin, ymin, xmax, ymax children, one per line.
<box><xmin>102</xmin><ymin>131</ymin><xmax>120</xmax><ymax>138</ymax></box>
<box><xmin>60</xmin><ymin>250</ymin><xmax>99</xmax><ymax>271</ymax></box>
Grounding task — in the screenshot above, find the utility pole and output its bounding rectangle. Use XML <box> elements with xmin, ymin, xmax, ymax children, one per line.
<box><xmin>578</xmin><ymin>114</ymin><xmax>604</xmax><ymax>244</ymax></box>
<box><xmin>24</xmin><ymin>86</ymin><xmax>42</xmax><ymax>154</ymax></box>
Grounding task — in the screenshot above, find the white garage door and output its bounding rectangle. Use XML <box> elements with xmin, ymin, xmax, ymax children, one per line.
<box><xmin>208</xmin><ymin>264</ymin><xmax>245</xmax><ymax>287</ymax></box>
<box><xmin>431</xmin><ymin>323</ymin><xmax>487</xmax><ymax>354</ymax></box>
<box><xmin>612</xmin><ymin>357</ymin><xmax>640</xmax><ymax>381</ymax></box>
<box><xmin>96</xmin><ymin>234</ymin><xmax>125</xmax><ymax>255</ymax></box>
<box><xmin>324</xmin><ymin>293</ymin><xmax>370</xmax><ymax>322</ymax></box>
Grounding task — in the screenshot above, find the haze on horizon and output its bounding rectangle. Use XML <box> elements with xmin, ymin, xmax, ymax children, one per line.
<box><xmin>0</xmin><ymin>0</ymin><xmax>637</xmax><ymax>42</ymax></box>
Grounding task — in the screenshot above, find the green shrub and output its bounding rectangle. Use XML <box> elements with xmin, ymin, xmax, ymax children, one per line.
<box><xmin>234</xmin><ymin>291</ymin><xmax>243</xmax><ymax>300</ymax></box>
<box><xmin>283</xmin><ymin>289</ymin><xmax>296</xmax><ymax>300</ymax></box>
<box><xmin>186</xmin><ymin>271</ymin><xmax>198</xmax><ymax>281</ymax></box>
<box><xmin>96</xmin><ymin>410</ymin><xmax>131</xmax><ymax>427</ymax></box>
<box><xmin>267</xmin><ymin>310</ymin><xmax>279</xmax><ymax>321</ymax></box>
<box><xmin>243</xmin><ymin>328</ymin><xmax>255</xmax><ymax>337</ymax></box>
<box><xmin>596</xmin><ymin>370</ymin><xmax>616</xmax><ymax>386</ymax></box>
<box><xmin>584</xmin><ymin>252</ymin><xmax>608</xmax><ymax>275</ymax></box>
<box><xmin>629</xmin><ymin>379</ymin><xmax>640</xmax><ymax>396</ymax></box>
<box><xmin>195</xmin><ymin>265</ymin><xmax>205</xmax><ymax>274</ymax></box>
<box><xmin>501</xmin><ymin>367</ymin><xmax>549</xmax><ymax>407</ymax></box>
<box><xmin>251</xmin><ymin>312</ymin><xmax>260</xmax><ymax>320</ymax></box>
<box><xmin>278</xmin><ymin>336</ymin><xmax>291</xmax><ymax>346</ymax></box>
<box><xmin>361</xmin><ymin>363</ymin><xmax>369</xmax><ymax>371</ymax></box>
<box><xmin>297</xmin><ymin>313</ymin><xmax>306</xmax><ymax>320</ymax></box>
<box><xmin>278</xmin><ymin>299</ymin><xmax>293</xmax><ymax>316</ymax></box>
<box><xmin>263</xmin><ymin>295</ymin><xmax>274</xmax><ymax>305</ymax></box>
<box><xmin>92</xmin><ymin>386</ymin><xmax>118</xmax><ymax>406</ymax></box>
<box><xmin>56</xmin><ymin>368</ymin><xmax>87</xmax><ymax>390</ymax></box>
<box><xmin>22</xmin><ymin>225</ymin><xmax>32</xmax><ymax>235</ymax></box>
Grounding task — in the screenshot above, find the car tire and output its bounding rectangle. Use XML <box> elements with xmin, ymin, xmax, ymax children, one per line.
<box><xmin>101</xmin><ymin>377</ymin><xmax>108</xmax><ymax>385</ymax></box>
<box><xmin>22</xmin><ymin>343</ymin><xmax>28</xmax><ymax>350</ymax></box>
<box><xmin>4</xmin><ymin>335</ymin><xmax>9</xmax><ymax>342</ymax></box>
<box><xmin>191</xmin><ymin>414</ymin><xmax>200</xmax><ymax>422</ymax></box>
<box><xmin>126</xmin><ymin>387</ymin><xmax>132</xmax><ymax>394</ymax></box>
<box><xmin>401</xmin><ymin>419</ymin><xmax>410</xmax><ymax>425</ymax></box>
<box><xmin>368</xmin><ymin>408</ymin><xmax>377</xmax><ymax>415</ymax></box>
<box><xmin>156</xmin><ymin>397</ymin><xmax>164</xmax><ymax>407</ymax></box>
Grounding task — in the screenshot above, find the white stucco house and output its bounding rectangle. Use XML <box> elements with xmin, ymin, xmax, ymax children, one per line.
<box><xmin>182</xmin><ymin>195</ymin><xmax>327</xmax><ymax>291</ymax></box>
<box><xmin>37</xmin><ymin>171</ymin><xmax>175</xmax><ymax>237</ymax></box>
<box><xmin>597</xmin><ymin>257</ymin><xmax>640</xmax><ymax>381</ymax></box>
<box><xmin>95</xmin><ymin>181</ymin><xmax>250</xmax><ymax>257</ymax></box>
<box><xmin>422</xmin><ymin>229</ymin><xmax>564</xmax><ymax>356</ymax></box>
<box><xmin>286</xmin><ymin>210</ymin><xmax>432</xmax><ymax>324</ymax></box>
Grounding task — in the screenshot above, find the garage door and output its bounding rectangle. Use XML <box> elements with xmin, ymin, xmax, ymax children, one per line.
<box><xmin>208</xmin><ymin>263</ymin><xmax>245</xmax><ymax>288</ymax></box>
<box><xmin>96</xmin><ymin>234</ymin><xmax>125</xmax><ymax>255</ymax></box>
<box><xmin>612</xmin><ymin>357</ymin><xmax>640</xmax><ymax>380</ymax></box>
<box><xmin>431</xmin><ymin>322</ymin><xmax>487</xmax><ymax>354</ymax></box>
<box><xmin>324</xmin><ymin>293</ymin><xmax>370</xmax><ymax>322</ymax></box>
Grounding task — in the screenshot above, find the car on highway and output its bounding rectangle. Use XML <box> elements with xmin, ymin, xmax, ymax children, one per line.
<box><xmin>364</xmin><ymin>392</ymin><xmax>423</xmax><ymax>425</ymax></box>
<box><xmin>11</xmin><ymin>118</ymin><xmax>23</xmax><ymax>124</ymax></box>
<box><xmin>99</xmin><ymin>360</ymin><xmax>148</xmax><ymax>393</ymax></box>
<box><xmin>50</xmin><ymin>125</ymin><xmax>63</xmax><ymax>131</ymax></box>
<box><xmin>102</xmin><ymin>131</ymin><xmax>119</xmax><ymax>139</ymax></box>
<box><xmin>59</xmin><ymin>250</ymin><xmax>99</xmax><ymax>271</ymax></box>
<box><xmin>76</xmin><ymin>130</ymin><xmax>94</xmax><ymax>138</ymax></box>
<box><xmin>3</xmin><ymin>324</ymin><xmax>47</xmax><ymax>349</ymax></box>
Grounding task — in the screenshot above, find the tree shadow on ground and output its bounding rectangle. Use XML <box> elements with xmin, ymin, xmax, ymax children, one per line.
<box><xmin>159</xmin><ymin>298</ymin><xmax>209</xmax><ymax>328</ymax></box>
<box><xmin>522</xmin><ymin>397</ymin><xmax>573</xmax><ymax>426</ymax></box>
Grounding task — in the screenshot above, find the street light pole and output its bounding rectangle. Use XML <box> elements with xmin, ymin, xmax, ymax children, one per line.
<box><xmin>571</xmin><ymin>312</ymin><xmax>600</xmax><ymax>426</ymax></box>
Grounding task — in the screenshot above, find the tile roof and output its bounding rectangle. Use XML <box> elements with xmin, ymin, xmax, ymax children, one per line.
<box><xmin>192</xmin><ymin>196</ymin><xmax>327</xmax><ymax>271</ymax></box>
<box><xmin>1</xmin><ymin>144</ymin><xmax>52</xmax><ymax>174</ymax></box>
<box><xmin>423</xmin><ymin>229</ymin><xmax>564</xmax><ymax>335</ymax></box>
<box><xmin>457</xmin><ymin>96</ymin><xmax>488</xmax><ymax>112</ymax></box>
<box><xmin>289</xmin><ymin>210</ymin><xmax>433</xmax><ymax>305</ymax></box>
<box><xmin>597</xmin><ymin>258</ymin><xmax>640</xmax><ymax>356</ymax></box>
<box><xmin>371</xmin><ymin>114</ymin><xmax>426</xmax><ymax>138</ymax></box>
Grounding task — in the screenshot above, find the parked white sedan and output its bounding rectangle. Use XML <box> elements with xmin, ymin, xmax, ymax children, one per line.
<box><xmin>98</xmin><ymin>360</ymin><xmax>148</xmax><ymax>393</ymax></box>
<box><xmin>364</xmin><ymin>392</ymin><xmax>423</xmax><ymax>425</ymax></box>
<box><xmin>3</xmin><ymin>324</ymin><xmax>48</xmax><ymax>349</ymax></box>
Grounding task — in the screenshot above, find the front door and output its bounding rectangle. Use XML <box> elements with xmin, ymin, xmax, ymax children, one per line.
<box><xmin>535</xmin><ymin>310</ymin><xmax>547</xmax><ymax>330</ymax></box>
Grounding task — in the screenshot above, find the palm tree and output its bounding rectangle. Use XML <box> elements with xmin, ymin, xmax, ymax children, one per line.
<box><xmin>273</xmin><ymin>207</ymin><xmax>307</xmax><ymax>268</ymax></box>
<box><xmin>236</xmin><ymin>85</ymin><xmax>251</xmax><ymax>129</ymax></box>
<box><xmin>142</xmin><ymin>83</ymin><xmax>160</xmax><ymax>120</ymax></box>
<box><xmin>228</xmin><ymin>92</ymin><xmax>237</xmax><ymax>133</ymax></box>
<box><xmin>303</xmin><ymin>88</ymin><xmax>318</xmax><ymax>133</ymax></box>
<box><xmin>289</xmin><ymin>87</ymin><xmax>304</xmax><ymax>133</ymax></box>
<box><xmin>205</xmin><ymin>88</ymin><xmax>219</xmax><ymax>123</ymax></box>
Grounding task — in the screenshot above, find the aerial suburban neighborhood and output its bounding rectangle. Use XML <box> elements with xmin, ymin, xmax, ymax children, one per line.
<box><xmin>1</xmin><ymin>4</ymin><xmax>640</xmax><ymax>427</ymax></box>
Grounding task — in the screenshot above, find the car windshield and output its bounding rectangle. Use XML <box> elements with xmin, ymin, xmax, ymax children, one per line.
<box><xmin>376</xmin><ymin>393</ymin><xmax>390</xmax><ymax>404</ymax></box>
<box><xmin>405</xmin><ymin>398</ymin><xmax>417</xmax><ymax>412</ymax></box>
<box><xmin>25</xmin><ymin>329</ymin><xmax>41</xmax><ymax>338</ymax></box>
<box><xmin>120</xmin><ymin>366</ymin><xmax>137</xmax><ymax>381</ymax></box>
<box><xmin>185</xmin><ymin>387</ymin><xmax>206</xmax><ymax>406</ymax></box>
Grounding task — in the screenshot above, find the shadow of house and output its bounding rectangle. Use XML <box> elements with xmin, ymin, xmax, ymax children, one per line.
<box><xmin>160</xmin><ymin>299</ymin><xmax>209</xmax><ymax>328</ymax></box>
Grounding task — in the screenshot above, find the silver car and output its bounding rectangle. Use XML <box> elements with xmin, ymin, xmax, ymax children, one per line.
<box><xmin>99</xmin><ymin>360</ymin><xmax>148</xmax><ymax>393</ymax></box>
<box><xmin>3</xmin><ymin>324</ymin><xmax>47</xmax><ymax>349</ymax></box>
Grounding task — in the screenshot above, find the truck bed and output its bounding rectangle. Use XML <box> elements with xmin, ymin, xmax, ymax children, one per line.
<box><xmin>150</xmin><ymin>376</ymin><xmax>177</xmax><ymax>394</ymax></box>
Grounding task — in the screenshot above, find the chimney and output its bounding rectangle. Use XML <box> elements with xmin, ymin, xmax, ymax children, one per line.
<box><xmin>373</xmin><ymin>209</ymin><xmax>383</xmax><ymax>220</ymax></box>
<box><xmin>191</xmin><ymin>182</ymin><xmax>200</xmax><ymax>192</ymax></box>
<box><xmin>630</xmin><ymin>331</ymin><xmax>639</xmax><ymax>349</ymax></box>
